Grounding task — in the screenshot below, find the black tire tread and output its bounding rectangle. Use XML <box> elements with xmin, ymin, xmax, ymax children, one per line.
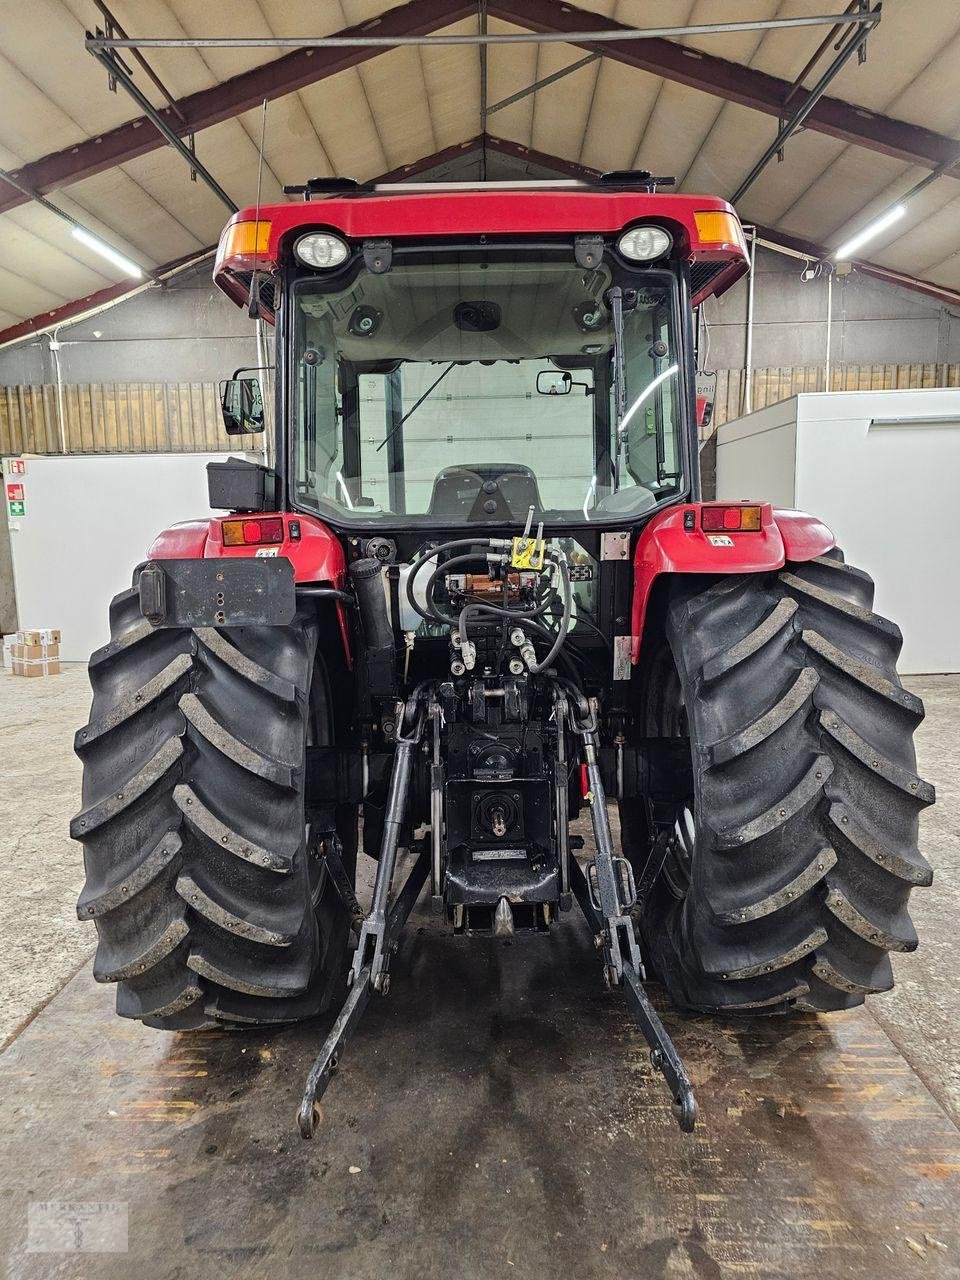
<box><xmin>639</xmin><ymin>548</ymin><xmax>933</xmax><ymax>1015</ymax></box>
<box><xmin>74</xmin><ymin>586</ymin><xmax>352</xmax><ymax>1029</ymax></box>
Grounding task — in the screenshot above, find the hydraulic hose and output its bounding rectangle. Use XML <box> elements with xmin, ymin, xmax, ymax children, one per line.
<box><xmin>296</xmin><ymin>586</ymin><xmax>357</xmax><ymax>606</ymax></box>
<box><xmin>445</xmin><ymin>555</ymin><xmax>571</xmax><ymax>673</ymax></box>
<box><xmin>528</xmin><ymin>555</ymin><xmax>572</xmax><ymax>673</ymax></box>
<box><xmin>405</xmin><ymin>537</ymin><xmax>573</xmax><ymax>675</ymax></box>
<box><xmin>423</xmin><ymin>553</ymin><xmax>494</xmax><ymax>624</ymax></box>
<box><xmin>404</xmin><ymin>538</ymin><xmax>494</xmax><ymax>625</ymax></box>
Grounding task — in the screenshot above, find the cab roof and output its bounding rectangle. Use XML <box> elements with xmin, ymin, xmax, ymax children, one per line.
<box><xmin>213</xmin><ymin>181</ymin><xmax>749</xmax><ymax>317</ymax></box>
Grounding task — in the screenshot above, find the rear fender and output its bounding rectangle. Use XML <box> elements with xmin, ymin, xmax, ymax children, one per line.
<box><xmin>147</xmin><ymin>513</ymin><xmax>351</xmax><ymax>665</ymax></box>
<box><xmin>631</xmin><ymin>503</ymin><xmax>834</xmax><ymax>662</ymax></box>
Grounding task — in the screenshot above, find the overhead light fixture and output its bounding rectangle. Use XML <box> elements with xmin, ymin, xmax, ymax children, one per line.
<box><xmin>833</xmin><ymin>204</ymin><xmax>906</xmax><ymax>261</ymax></box>
<box><xmin>71</xmin><ymin>225</ymin><xmax>143</xmax><ymax>278</ymax></box>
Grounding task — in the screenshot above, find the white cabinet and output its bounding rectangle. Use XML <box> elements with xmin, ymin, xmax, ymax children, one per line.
<box><xmin>716</xmin><ymin>389</ymin><xmax>960</xmax><ymax>674</ymax></box>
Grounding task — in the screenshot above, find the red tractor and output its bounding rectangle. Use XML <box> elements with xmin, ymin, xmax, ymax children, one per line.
<box><xmin>73</xmin><ymin>174</ymin><xmax>933</xmax><ymax>1137</ymax></box>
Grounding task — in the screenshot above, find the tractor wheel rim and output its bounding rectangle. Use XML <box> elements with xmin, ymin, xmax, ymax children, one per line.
<box><xmin>663</xmin><ymin>803</ymin><xmax>695</xmax><ymax>898</ymax></box>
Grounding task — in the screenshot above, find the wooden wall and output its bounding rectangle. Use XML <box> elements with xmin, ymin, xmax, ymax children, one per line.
<box><xmin>1</xmin><ymin>382</ymin><xmax>259</xmax><ymax>456</ymax></box>
<box><xmin>2</xmin><ymin>364</ymin><xmax>959</xmax><ymax>457</ymax></box>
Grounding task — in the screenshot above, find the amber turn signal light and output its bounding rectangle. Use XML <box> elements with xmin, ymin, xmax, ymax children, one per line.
<box><xmin>694</xmin><ymin>211</ymin><xmax>747</xmax><ymax>254</ymax></box>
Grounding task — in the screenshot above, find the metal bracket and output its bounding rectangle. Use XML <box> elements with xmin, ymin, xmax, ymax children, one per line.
<box><xmin>137</xmin><ymin>557</ymin><xmax>295</xmax><ymax>628</ymax></box>
<box><xmin>319</xmin><ymin>832</ymin><xmax>363</xmax><ymax>928</ymax></box>
<box><xmin>632</xmin><ymin>828</ymin><xmax>673</xmax><ymax>911</ymax></box>
<box><xmin>363</xmin><ymin>239</ymin><xmax>392</xmax><ymax>274</ymax></box>
<box><xmin>600</xmin><ymin>530</ymin><xmax>630</xmax><ymax>561</ymax></box>
<box><xmin>574</xmin><ymin>234</ymin><xmax>604</xmax><ymax>270</ymax></box>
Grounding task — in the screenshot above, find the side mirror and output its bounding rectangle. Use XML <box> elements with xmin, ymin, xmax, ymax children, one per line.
<box><xmin>220</xmin><ymin>376</ymin><xmax>265</xmax><ymax>435</ymax></box>
<box><xmin>536</xmin><ymin>370</ymin><xmax>572</xmax><ymax>396</ymax></box>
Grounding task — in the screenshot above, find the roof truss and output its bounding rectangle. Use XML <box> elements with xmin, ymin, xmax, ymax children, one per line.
<box><xmin>2</xmin><ymin>0</ymin><xmax>959</xmax><ymax>222</ymax></box>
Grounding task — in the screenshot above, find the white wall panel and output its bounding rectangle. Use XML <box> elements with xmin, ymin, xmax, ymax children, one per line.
<box><xmin>4</xmin><ymin>452</ymin><xmax>237</xmax><ymax>662</ymax></box>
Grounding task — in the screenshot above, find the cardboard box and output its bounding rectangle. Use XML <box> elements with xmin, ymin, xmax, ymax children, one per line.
<box><xmin>18</xmin><ymin>628</ymin><xmax>61</xmax><ymax>646</ymax></box>
<box><xmin>11</xmin><ymin>642</ymin><xmax>59</xmax><ymax>662</ymax></box>
<box><xmin>11</xmin><ymin>656</ymin><xmax>60</xmax><ymax>678</ymax></box>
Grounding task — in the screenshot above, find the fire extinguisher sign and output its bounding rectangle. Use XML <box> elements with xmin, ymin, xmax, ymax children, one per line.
<box><xmin>7</xmin><ymin>483</ymin><xmax>24</xmax><ymax>502</ymax></box>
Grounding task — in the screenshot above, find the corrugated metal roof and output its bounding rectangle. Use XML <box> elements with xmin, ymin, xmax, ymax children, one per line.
<box><xmin>1</xmin><ymin>0</ymin><xmax>959</xmax><ymax>337</ymax></box>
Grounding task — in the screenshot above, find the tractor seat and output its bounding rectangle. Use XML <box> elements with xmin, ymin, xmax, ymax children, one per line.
<box><xmin>427</xmin><ymin>463</ymin><xmax>543</xmax><ymax>520</ymax></box>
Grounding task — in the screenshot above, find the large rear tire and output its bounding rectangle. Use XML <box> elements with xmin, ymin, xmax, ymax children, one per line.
<box><xmin>72</xmin><ymin>586</ymin><xmax>356</xmax><ymax>1030</ymax></box>
<box><xmin>624</xmin><ymin>550</ymin><xmax>934</xmax><ymax>1014</ymax></box>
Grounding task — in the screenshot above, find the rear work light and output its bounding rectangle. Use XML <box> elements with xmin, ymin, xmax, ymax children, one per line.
<box><xmin>294</xmin><ymin>232</ymin><xmax>349</xmax><ymax>269</ymax></box>
<box><xmin>701</xmin><ymin>505</ymin><xmax>762</xmax><ymax>532</ymax></box>
<box><xmin>617</xmin><ymin>225</ymin><xmax>672</xmax><ymax>261</ymax></box>
<box><xmin>222</xmin><ymin>517</ymin><xmax>284</xmax><ymax>547</ymax></box>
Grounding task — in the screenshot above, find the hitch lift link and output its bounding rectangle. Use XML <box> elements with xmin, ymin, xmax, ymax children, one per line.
<box><xmin>298</xmin><ymin>683</ymin><xmax>697</xmax><ymax>1139</ymax></box>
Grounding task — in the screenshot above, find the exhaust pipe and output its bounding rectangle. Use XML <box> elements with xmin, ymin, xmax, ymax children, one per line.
<box><xmin>349</xmin><ymin>557</ymin><xmax>396</xmax><ymax>695</ymax></box>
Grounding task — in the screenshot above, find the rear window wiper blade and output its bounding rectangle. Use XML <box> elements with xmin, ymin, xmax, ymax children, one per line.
<box><xmin>376</xmin><ymin>362</ymin><xmax>456</xmax><ymax>453</ymax></box>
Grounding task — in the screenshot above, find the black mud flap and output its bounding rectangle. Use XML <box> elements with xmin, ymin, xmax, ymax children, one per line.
<box><xmin>137</xmin><ymin>557</ymin><xmax>296</xmax><ymax>628</ymax></box>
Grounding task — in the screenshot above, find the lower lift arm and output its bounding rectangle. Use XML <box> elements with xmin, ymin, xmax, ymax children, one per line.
<box><xmin>564</xmin><ymin>688</ymin><xmax>697</xmax><ymax>1133</ymax></box>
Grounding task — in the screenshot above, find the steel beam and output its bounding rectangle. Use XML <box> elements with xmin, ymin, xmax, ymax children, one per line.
<box><xmin>730</xmin><ymin>5</ymin><xmax>880</xmax><ymax>204</ymax></box>
<box><xmin>780</xmin><ymin>0</ymin><xmax>863</xmax><ymax>112</ymax></box>
<box><xmin>86</xmin><ymin>41</ymin><xmax>238</xmax><ymax>213</ymax></box>
<box><xmin>485</xmin><ymin>51</ymin><xmax>602</xmax><ymax>117</ymax></box>
<box><xmin>0</xmin><ymin>0</ymin><xmax>475</xmax><ymax>217</ymax></box>
<box><xmin>87</xmin><ymin>11</ymin><xmax>876</xmax><ymax>48</ymax></box>
<box><xmin>750</xmin><ymin>222</ymin><xmax>960</xmax><ymax>310</ymax></box>
<box><xmin>486</xmin><ymin>0</ymin><xmax>960</xmax><ymax>176</ymax></box>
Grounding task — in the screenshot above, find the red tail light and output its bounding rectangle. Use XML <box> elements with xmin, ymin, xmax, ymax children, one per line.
<box><xmin>222</xmin><ymin>516</ymin><xmax>284</xmax><ymax>547</ymax></box>
<box><xmin>701</xmin><ymin>505</ymin><xmax>762</xmax><ymax>532</ymax></box>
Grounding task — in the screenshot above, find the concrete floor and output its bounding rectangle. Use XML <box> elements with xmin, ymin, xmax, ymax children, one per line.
<box><xmin>0</xmin><ymin>664</ymin><xmax>958</xmax><ymax>1276</ymax></box>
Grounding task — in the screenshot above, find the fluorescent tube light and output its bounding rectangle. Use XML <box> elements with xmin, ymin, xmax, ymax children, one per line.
<box><xmin>71</xmin><ymin>225</ymin><xmax>143</xmax><ymax>278</ymax></box>
<box><xmin>833</xmin><ymin>204</ymin><xmax>906</xmax><ymax>261</ymax></box>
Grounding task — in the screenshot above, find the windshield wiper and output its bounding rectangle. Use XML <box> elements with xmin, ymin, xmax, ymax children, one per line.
<box><xmin>376</xmin><ymin>361</ymin><xmax>457</xmax><ymax>453</ymax></box>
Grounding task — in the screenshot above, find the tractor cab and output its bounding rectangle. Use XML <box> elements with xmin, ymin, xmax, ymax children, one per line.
<box><xmin>213</xmin><ymin>177</ymin><xmax>748</xmax><ymax>533</ymax></box>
